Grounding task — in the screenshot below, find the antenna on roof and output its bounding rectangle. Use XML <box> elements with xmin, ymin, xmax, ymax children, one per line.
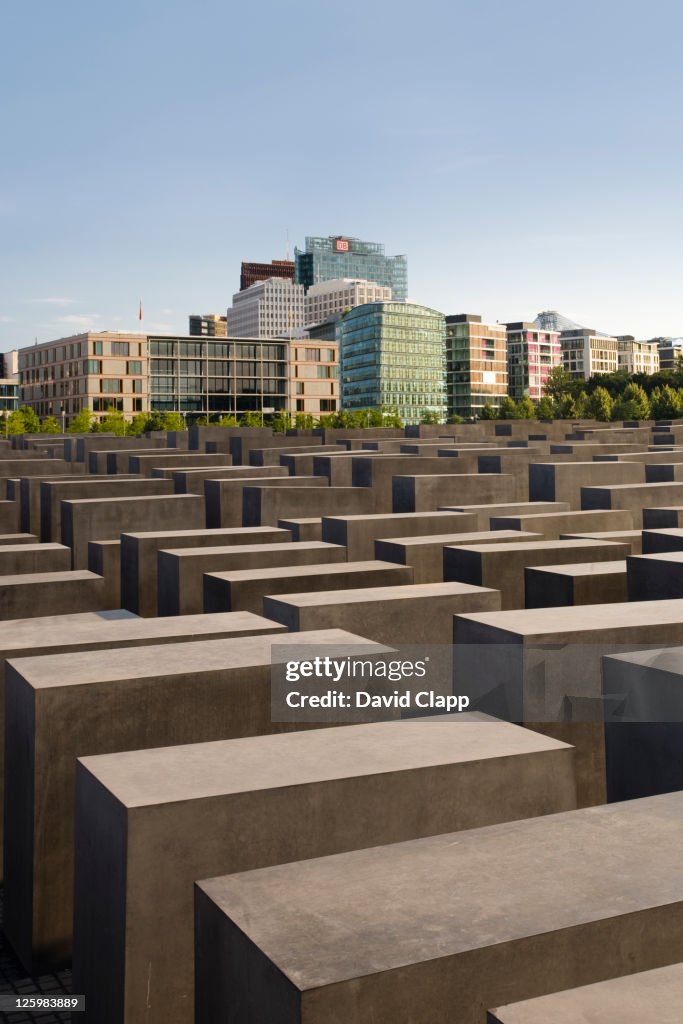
<box><xmin>285</xmin><ymin>229</ymin><xmax>290</xmax><ymax>262</ymax></box>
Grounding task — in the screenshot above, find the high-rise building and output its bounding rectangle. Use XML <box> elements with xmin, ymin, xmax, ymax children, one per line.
<box><xmin>240</xmin><ymin>259</ymin><xmax>294</xmax><ymax>291</ymax></box>
<box><xmin>188</xmin><ymin>314</ymin><xmax>228</xmax><ymax>337</ymax></box>
<box><xmin>616</xmin><ymin>336</ymin><xmax>660</xmax><ymax>375</ymax></box>
<box><xmin>305</xmin><ymin>278</ymin><xmax>392</xmax><ymax>326</ymax></box>
<box><xmin>560</xmin><ymin>329</ymin><xmax>619</xmax><ymax>380</ymax></box>
<box><xmin>295</xmin><ymin>236</ymin><xmax>407</xmax><ymax>301</ymax></box>
<box><xmin>18</xmin><ymin>332</ymin><xmax>148</xmax><ymax>421</ymax></box>
<box><xmin>339</xmin><ymin>302</ymin><xmax>446</xmax><ymax>424</ymax></box>
<box><xmin>227</xmin><ymin>278</ymin><xmax>306</xmax><ymax>339</ymax></box>
<box><xmin>505</xmin><ymin>323</ymin><xmax>561</xmax><ymax>401</ymax></box>
<box><xmin>653</xmin><ymin>337</ymin><xmax>683</xmax><ymax>371</ymax></box>
<box><xmin>445</xmin><ymin>314</ymin><xmax>508</xmax><ymax>419</ymax></box>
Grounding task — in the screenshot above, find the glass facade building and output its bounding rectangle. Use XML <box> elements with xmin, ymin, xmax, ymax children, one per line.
<box><xmin>445</xmin><ymin>314</ymin><xmax>508</xmax><ymax>420</ymax></box>
<box><xmin>295</xmin><ymin>237</ymin><xmax>407</xmax><ymax>302</ymax></box>
<box><xmin>339</xmin><ymin>302</ymin><xmax>446</xmax><ymax>424</ymax></box>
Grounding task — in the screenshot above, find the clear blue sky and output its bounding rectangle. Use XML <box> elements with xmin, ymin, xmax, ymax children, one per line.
<box><xmin>1</xmin><ymin>0</ymin><xmax>682</xmax><ymax>351</ymax></box>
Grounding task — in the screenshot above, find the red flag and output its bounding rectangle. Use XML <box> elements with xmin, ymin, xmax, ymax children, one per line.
<box><xmin>138</xmin><ymin>299</ymin><xmax>143</xmax><ymax>321</ymax></box>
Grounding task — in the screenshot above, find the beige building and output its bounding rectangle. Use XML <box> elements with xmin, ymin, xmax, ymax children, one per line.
<box><xmin>18</xmin><ymin>332</ymin><xmax>148</xmax><ymax>421</ymax></box>
<box><xmin>560</xmin><ymin>330</ymin><xmax>619</xmax><ymax>380</ymax></box>
<box><xmin>305</xmin><ymin>278</ymin><xmax>392</xmax><ymax>327</ymax></box>
<box><xmin>188</xmin><ymin>314</ymin><xmax>228</xmax><ymax>337</ymax></box>
<box><xmin>288</xmin><ymin>340</ymin><xmax>339</xmax><ymax>417</ymax></box>
<box><xmin>617</xmin><ymin>336</ymin><xmax>660</xmax><ymax>375</ymax></box>
<box><xmin>445</xmin><ymin>314</ymin><xmax>508</xmax><ymax>419</ymax></box>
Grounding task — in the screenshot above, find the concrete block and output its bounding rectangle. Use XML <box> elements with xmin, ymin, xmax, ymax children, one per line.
<box><xmin>74</xmin><ymin>717</ymin><xmax>576</xmax><ymax>1024</ymax></box>
<box><xmin>445</xmin><ymin>538</ymin><xmax>630</xmax><ymax>610</ymax></box>
<box><xmin>88</xmin><ymin>540</ymin><xmax>121</xmax><ymax>608</ymax></box>
<box><xmin>204</xmin><ymin>560</ymin><xmax>414</xmax><ymax>614</ymax></box>
<box><xmin>0</xmin><ymin>570</ymin><xmax>109</xmax><ymax>621</ymax></box>
<box><xmin>88</xmin><ymin>448</ymin><xmax>166</xmax><ymax>474</ymax></box>
<box><xmin>393</xmin><ymin>473</ymin><xmax>516</xmax><ymax>513</ymax></box>
<box><xmin>4</xmin><ymin>629</ymin><xmax>386</xmax><ymax>968</ymax></box>
<box><xmin>40</xmin><ymin>477</ymin><xmax>172</xmax><ymax>543</ymax></box>
<box><xmin>62</xmin><ymin>493</ymin><xmax>205</xmax><ymax>569</ymax></box>
<box><xmin>560</xmin><ymin>529</ymin><xmax>643</xmax><ymax>553</ymax></box>
<box><xmin>127</xmin><ymin>453</ymin><xmax>233</xmax><ymax>477</ymax></box>
<box><xmin>643</xmin><ymin>506</ymin><xmax>683</xmax><ymax>529</ymax></box>
<box><xmin>0</xmin><ymin>499</ymin><xmax>19</xmax><ymax>533</ymax></box>
<box><xmin>489</xmin><ymin>963</ymin><xmax>683</xmax><ymax>1024</ymax></box>
<box><xmin>204</xmin><ymin>472</ymin><xmax>311</xmax><ymax>528</ymax></box>
<box><xmin>376</xmin><ymin>530</ymin><xmax>541</xmax><ymax>584</ymax></box>
<box><xmin>321</xmin><ymin>511</ymin><xmax>479</xmax><ymax>561</ymax></box>
<box><xmin>243</xmin><ymin>485</ymin><xmax>374</xmax><ymax>527</ymax></box>
<box><xmin>0</xmin><ymin>542</ymin><xmax>71</xmax><ymax>576</ymax></box>
<box><xmin>530</xmin><ymin>461</ymin><xmax>644</xmax><ymax>508</ymax></box>
<box><xmin>352</xmin><ymin>456</ymin><xmax>481</xmax><ymax>511</ymax></box>
<box><xmin>490</xmin><ymin>508</ymin><xmax>633</xmax><ymax>539</ymax></box>
<box><xmin>438</xmin><ymin>501</ymin><xmax>568</xmax><ymax>531</ymax></box>
<box><xmin>158</xmin><ymin>541</ymin><xmax>347</xmax><ymax>616</ymax></box>
<box><xmin>121</xmin><ymin>526</ymin><xmax>290</xmax><ymax>617</ymax></box>
<box><xmin>0</xmin><ymin>533</ymin><xmax>37</xmax><ymax>544</ymax></box>
<box><xmin>194</xmin><ymin>793</ymin><xmax>683</xmax><ymax>1024</ymax></box>
<box><xmin>161</xmin><ymin>466</ymin><xmax>256</xmax><ymax>493</ymax></box>
<box><xmin>264</xmin><ymin>581</ymin><xmax>502</xmax><ymax>644</ymax></box>
<box><xmin>277</xmin><ymin>518</ymin><xmax>322</xmax><ymax>541</ymax></box>
<box><xmin>581</xmin><ymin>482</ymin><xmax>683</xmax><ymax>528</ymax></box>
<box><xmin>627</xmin><ymin>551</ymin><xmax>683</xmax><ymax>600</ymax></box>
<box><xmin>525</xmin><ymin>560</ymin><xmax>627</xmax><ymax>608</ymax></box>
<box><xmin>642</xmin><ymin>527</ymin><xmax>683</xmax><ymax>553</ymax></box>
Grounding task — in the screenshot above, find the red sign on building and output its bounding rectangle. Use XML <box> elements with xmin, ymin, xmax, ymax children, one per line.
<box><xmin>334</xmin><ymin>238</ymin><xmax>350</xmax><ymax>252</ymax></box>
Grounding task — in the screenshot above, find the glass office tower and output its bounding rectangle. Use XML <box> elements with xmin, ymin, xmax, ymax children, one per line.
<box><xmin>295</xmin><ymin>236</ymin><xmax>408</xmax><ymax>301</ymax></box>
<box><xmin>339</xmin><ymin>302</ymin><xmax>446</xmax><ymax>424</ymax></box>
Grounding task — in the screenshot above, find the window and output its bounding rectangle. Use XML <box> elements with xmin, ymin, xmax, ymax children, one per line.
<box><xmin>127</xmin><ymin>361</ymin><xmax>142</xmax><ymax>375</ymax></box>
<box><xmin>101</xmin><ymin>379</ymin><xmax>123</xmax><ymax>393</ymax></box>
<box><xmin>133</xmin><ymin>379</ymin><xmax>142</xmax><ymax>393</ymax></box>
<box><xmin>112</xmin><ymin>342</ymin><xmax>130</xmax><ymax>356</ymax></box>
<box><xmin>93</xmin><ymin>341</ymin><xmax>103</xmax><ymax>355</ymax></box>
<box><xmin>86</xmin><ymin>360</ymin><xmax>102</xmax><ymax>374</ymax></box>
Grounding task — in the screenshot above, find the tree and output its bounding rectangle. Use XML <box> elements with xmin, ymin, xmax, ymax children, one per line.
<box><xmin>68</xmin><ymin>407</ymin><xmax>95</xmax><ymax>433</ymax></box>
<box><xmin>479</xmin><ymin>402</ymin><xmax>496</xmax><ymax>420</ymax></box>
<box><xmin>588</xmin><ymin>386</ymin><xmax>614</xmax><ymax>422</ymax></box>
<box><xmin>497</xmin><ymin>396</ymin><xmax>519</xmax><ymax>420</ymax></box>
<box><xmin>516</xmin><ymin>395</ymin><xmax>536</xmax><ymax>419</ymax></box>
<box><xmin>19</xmin><ymin>405</ymin><xmax>40</xmax><ymax>433</ymax></box>
<box><xmin>40</xmin><ymin>416</ymin><xmax>62</xmax><ymax>434</ymax></box>
<box><xmin>419</xmin><ymin>410</ymin><xmax>442</xmax><ymax>425</ymax></box>
<box><xmin>613</xmin><ymin>382</ymin><xmax>650</xmax><ymax>421</ymax></box>
<box><xmin>447</xmin><ymin>413</ymin><xmax>464</xmax><ymax>424</ymax></box>
<box><xmin>240</xmin><ymin>410</ymin><xmax>263</xmax><ymax>427</ymax></box>
<box><xmin>5</xmin><ymin>409</ymin><xmax>27</xmax><ymax>435</ymax></box>
<box><xmin>218</xmin><ymin>414</ymin><xmax>239</xmax><ymax>427</ymax></box>
<box><xmin>555</xmin><ymin>393</ymin><xmax>578</xmax><ymax>418</ymax></box>
<box><xmin>130</xmin><ymin>412</ymin><xmax>152</xmax><ymax>436</ymax></box>
<box><xmin>161</xmin><ymin>412</ymin><xmax>185</xmax><ymax>431</ymax></box>
<box><xmin>271</xmin><ymin>411</ymin><xmax>292</xmax><ymax>433</ymax></box>
<box><xmin>543</xmin><ymin>366</ymin><xmax>574</xmax><ymax>404</ymax></box>
<box><xmin>294</xmin><ymin>412</ymin><xmax>315</xmax><ymax>429</ymax></box>
<box><xmin>536</xmin><ymin>396</ymin><xmax>554</xmax><ymax>420</ymax></box>
<box><xmin>650</xmin><ymin>385</ymin><xmax>681</xmax><ymax>420</ymax></box>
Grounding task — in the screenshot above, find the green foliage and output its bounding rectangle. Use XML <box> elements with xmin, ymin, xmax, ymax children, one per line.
<box><xmin>535</xmin><ymin>396</ymin><xmax>554</xmax><ymax>420</ymax></box>
<box><xmin>270</xmin><ymin>411</ymin><xmax>292</xmax><ymax>433</ymax></box>
<box><xmin>40</xmin><ymin>416</ymin><xmax>62</xmax><ymax>434</ymax></box>
<box><xmin>294</xmin><ymin>412</ymin><xmax>316</xmax><ymax>429</ymax></box>
<box><xmin>5</xmin><ymin>409</ymin><xmax>28</xmax><ymax>435</ymax></box>
<box><xmin>516</xmin><ymin>395</ymin><xmax>536</xmax><ymax>419</ymax></box>
<box><xmin>67</xmin><ymin>407</ymin><xmax>95</xmax><ymax>434</ymax></box>
<box><xmin>479</xmin><ymin>402</ymin><xmax>497</xmax><ymax>420</ymax></box>
<box><xmin>650</xmin><ymin>385</ymin><xmax>681</xmax><ymax>419</ymax></box>
<box><xmin>419</xmin><ymin>410</ymin><xmax>442</xmax><ymax>425</ymax></box>
<box><xmin>218</xmin><ymin>414</ymin><xmax>239</xmax><ymax>427</ymax></box>
<box><xmin>129</xmin><ymin>412</ymin><xmax>152</xmax><ymax>436</ymax></box>
<box><xmin>613</xmin><ymin>382</ymin><xmax>650</xmax><ymax>421</ymax></box>
<box><xmin>543</xmin><ymin>366</ymin><xmax>575</xmax><ymax>404</ymax></box>
<box><xmin>588</xmin><ymin>386</ymin><xmax>615</xmax><ymax>422</ymax></box>
<box><xmin>447</xmin><ymin>413</ymin><xmax>464</xmax><ymax>424</ymax></box>
<box><xmin>240</xmin><ymin>410</ymin><xmax>263</xmax><ymax>427</ymax></box>
<box><xmin>96</xmin><ymin>406</ymin><xmax>127</xmax><ymax>435</ymax></box>
<box><xmin>497</xmin><ymin>396</ymin><xmax>519</xmax><ymax>420</ymax></box>
<box><xmin>161</xmin><ymin>412</ymin><xmax>186</xmax><ymax>431</ymax></box>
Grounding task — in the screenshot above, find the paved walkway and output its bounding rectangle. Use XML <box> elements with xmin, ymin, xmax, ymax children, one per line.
<box><xmin>0</xmin><ymin>891</ymin><xmax>73</xmax><ymax>1023</ymax></box>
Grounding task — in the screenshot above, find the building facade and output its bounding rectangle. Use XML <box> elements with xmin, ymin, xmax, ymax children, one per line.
<box><xmin>188</xmin><ymin>314</ymin><xmax>228</xmax><ymax>337</ymax></box>
<box><xmin>560</xmin><ymin>330</ymin><xmax>619</xmax><ymax>380</ymax></box>
<box><xmin>295</xmin><ymin>236</ymin><xmax>408</xmax><ymax>301</ymax></box>
<box><xmin>505</xmin><ymin>323</ymin><xmax>561</xmax><ymax>401</ymax></box>
<box><xmin>339</xmin><ymin>302</ymin><xmax>446</xmax><ymax>424</ymax></box>
<box><xmin>305</xmin><ymin>278</ymin><xmax>392</xmax><ymax>327</ymax></box>
<box><xmin>227</xmin><ymin>278</ymin><xmax>306</xmax><ymax>339</ymax></box>
<box><xmin>18</xmin><ymin>332</ymin><xmax>148</xmax><ymax>421</ymax></box>
<box><xmin>616</xmin><ymin>337</ymin><xmax>660</xmax><ymax>375</ymax></box>
<box><xmin>654</xmin><ymin>337</ymin><xmax>683</xmax><ymax>371</ymax></box>
<box><xmin>0</xmin><ymin>380</ymin><xmax>19</xmax><ymax>412</ymax></box>
<box><xmin>445</xmin><ymin>314</ymin><xmax>508</xmax><ymax>419</ymax></box>
<box><xmin>288</xmin><ymin>341</ymin><xmax>339</xmax><ymax>417</ymax></box>
<box><xmin>240</xmin><ymin>259</ymin><xmax>294</xmax><ymax>291</ymax></box>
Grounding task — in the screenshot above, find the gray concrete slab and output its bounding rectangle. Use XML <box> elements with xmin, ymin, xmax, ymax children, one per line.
<box><xmin>88</xmin><ymin>540</ymin><xmax>121</xmax><ymax>608</ymax></box>
<box><xmin>376</xmin><ymin>530</ymin><xmax>542</xmax><ymax>584</ymax></box>
<box><xmin>581</xmin><ymin>481</ymin><xmax>683</xmax><ymax>528</ymax></box>
<box><xmin>121</xmin><ymin>526</ymin><xmax>290</xmax><ymax>616</ymax></box>
<box><xmin>204</xmin><ymin>473</ymin><xmax>320</xmax><ymax>528</ymax></box>
<box><xmin>560</xmin><ymin>529</ymin><xmax>643</xmax><ymax>553</ymax></box>
<box><xmin>489</xmin><ymin>963</ymin><xmax>683</xmax><ymax>1024</ymax></box>
<box><xmin>642</xmin><ymin>527</ymin><xmax>683</xmax><ymax>553</ymax></box>
<box><xmin>490</xmin><ymin>508</ymin><xmax>633</xmax><ymax>539</ymax></box>
<box><xmin>0</xmin><ymin>533</ymin><xmax>37</xmax><ymax>544</ymax></box>
<box><xmin>194</xmin><ymin>793</ymin><xmax>683</xmax><ymax>1024</ymax></box>
<box><xmin>525</xmin><ymin>560</ymin><xmax>628</xmax><ymax>608</ymax></box>
<box><xmin>530</xmin><ymin>460</ymin><xmax>645</xmax><ymax>508</ymax></box>
<box><xmin>62</xmin><ymin>493</ymin><xmax>205</xmax><ymax>568</ymax></box>
<box><xmin>643</xmin><ymin>506</ymin><xmax>683</xmax><ymax>529</ymax></box>
<box><xmin>127</xmin><ymin>452</ymin><xmax>233</xmax><ymax>476</ymax></box>
<box><xmin>204</xmin><ymin>560</ymin><xmax>414</xmax><ymax>614</ymax></box>
<box><xmin>40</xmin><ymin>476</ymin><xmax>172</xmax><ymax>543</ymax></box>
<box><xmin>393</xmin><ymin>473</ymin><xmax>516</xmax><ymax>513</ymax></box>
<box><xmin>352</xmin><ymin>456</ymin><xmax>481</xmax><ymax>511</ymax></box>
<box><xmin>0</xmin><ymin>542</ymin><xmax>70</xmax><ymax>576</ymax></box>
<box><xmin>627</xmin><ymin>551</ymin><xmax>683</xmax><ymax>600</ymax></box>
<box><xmin>243</xmin><ymin>485</ymin><xmax>375</xmax><ymax>527</ymax></box>
<box><xmin>445</xmin><ymin>538</ymin><xmax>630</xmax><ymax>609</ymax></box>
<box><xmin>0</xmin><ymin>570</ymin><xmax>109</xmax><ymax>621</ymax></box>
<box><xmin>264</xmin><ymin>581</ymin><xmax>502</xmax><ymax>644</ymax></box>
<box><xmin>321</xmin><ymin>511</ymin><xmax>479</xmax><ymax>561</ymax></box>
<box><xmin>4</xmin><ymin>629</ymin><xmax>387</xmax><ymax>969</ymax></box>
<box><xmin>276</xmin><ymin>518</ymin><xmax>322</xmax><ymax>541</ymax></box>
<box><xmin>73</xmin><ymin>717</ymin><xmax>576</xmax><ymax>1024</ymax></box>
<box><xmin>158</xmin><ymin>541</ymin><xmax>347</xmax><ymax>616</ymax></box>
<box><xmin>438</xmin><ymin>501</ymin><xmax>569</xmax><ymax>531</ymax></box>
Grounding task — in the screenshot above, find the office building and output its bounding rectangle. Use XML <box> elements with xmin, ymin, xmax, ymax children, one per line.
<box><xmin>654</xmin><ymin>337</ymin><xmax>683</xmax><ymax>371</ymax></box>
<box><xmin>288</xmin><ymin>341</ymin><xmax>339</xmax><ymax>417</ymax></box>
<box><xmin>445</xmin><ymin>314</ymin><xmax>508</xmax><ymax>419</ymax></box>
<box><xmin>505</xmin><ymin>322</ymin><xmax>561</xmax><ymax>401</ymax></box>
<box><xmin>305</xmin><ymin>278</ymin><xmax>392</xmax><ymax>326</ymax></box>
<box><xmin>339</xmin><ymin>302</ymin><xmax>446</xmax><ymax>424</ymax></box>
<box><xmin>188</xmin><ymin>314</ymin><xmax>228</xmax><ymax>337</ymax></box>
<box><xmin>240</xmin><ymin>259</ymin><xmax>294</xmax><ymax>291</ymax></box>
<box><xmin>616</xmin><ymin>336</ymin><xmax>660</xmax><ymax>375</ymax></box>
<box><xmin>18</xmin><ymin>332</ymin><xmax>148</xmax><ymax>421</ymax></box>
<box><xmin>227</xmin><ymin>278</ymin><xmax>306</xmax><ymax>339</ymax></box>
<box><xmin>295</xmin><ymin>236</ymin><xmax>408</xmax><ymax>301</ymax></box>
<box><xmin>0</xmin><ymin>379</ymin><xmax>19</xmax><ymax>412</ymax></box>
<box><xmin>560</xmin><ymin>330</ymin><xmax>619</xmax><ymax>380</ymax></box>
